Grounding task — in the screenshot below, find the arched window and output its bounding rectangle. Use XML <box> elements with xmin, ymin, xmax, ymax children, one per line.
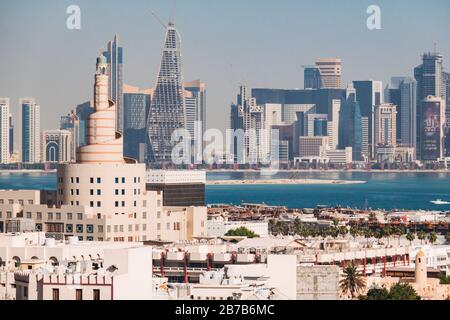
<box><xmin>12</xmin><ymin>256</ymin><xmax>21</xmax><ymax>268</ymax></box>
<box><xmin>49</xmin><ymin>257</ymin><xmax>59</xmax><ymax>266</ymax></box>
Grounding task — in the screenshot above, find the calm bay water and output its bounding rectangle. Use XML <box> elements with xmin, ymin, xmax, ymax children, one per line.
<box><xmin>1</xmin><ymin>171</ymin><xmax>450</xmax><ymax>210</ymax></box>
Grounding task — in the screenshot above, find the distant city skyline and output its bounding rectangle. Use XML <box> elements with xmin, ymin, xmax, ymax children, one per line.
<box><xmin>1</xmin><ymin>0</ymin><xmax>450</xmax><ymax>151</ymax></box>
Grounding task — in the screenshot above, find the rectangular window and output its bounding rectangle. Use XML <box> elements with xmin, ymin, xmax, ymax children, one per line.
<box><xmin>115</xmin><ymin>201</ymin><xmax>119</xmax><ymax>207</ymax></box>
<box><xmin>114</xmin><ymin>225</ymin><xmax>118</xmax><ymax>233</ymax></box>
<box><xmin>157</xmin><ymin>212</ymin><xmax>161</xmax><ymax>219</ymax></box>
<box><xmin>76</xmin><ymin>289</ymin><xmax>82</xmax><ymax>301</ymax></box>
<box><xmin>37</xmin><ymin>212</ymin><xmax>42</xmax><ymax>220</ymax></box>
<box><xmin>97</xmin><ymin>201</ymin><xmax>101</xmax><ymax>207</ymax></box>
<box><xmin>26</xmin><ymin>212</ymin><xmax>32</xmax><ymax>219</ymax></box>
<box><xmin>120</xmin><ymin>225</ymin><xmax>124</xmax><ymax>232</ymax></box>
<box><xmin>122</xmin><ymin>177</ymin><xmax>125</xmax><ymax>183</ymax></box>
<box><xmin>93</xmin><ymin>289</ymin><xmax>100</xmax><ymax>301</ymax></box>
<box><xmin>128</xmin><ymin>225</ymin><xmax>132</xmax><ymax>232</ymax></box>
<box><xmin>76</xmin><ymin>177</ymin><xmax>80</xmax><ymax>183</ymax></box>
<box><xmin>52</xmin><ymin>288</ymin><xmax>59</xmax><ymax>300</ymax></box>
<box><xmin>121</xmin><ymin>201</ymin><xmax>125</xmax><ymax>207</ymax></box>
<box><xmin>143</xmin><ymin>224</ymin><xmax>147</xmax><ymax>231</ymax></box>
<box><xmin>98</xmin><ymin>225</ymin><xmax>103</xmax><ymax>233</ymax></box>
<box><xmin>97</xmin><ymin>178</ymin><xmax>101</xmax><ymax>184</ymax></box>
<box><xmin>67</xmin><ymin>213</ymin><xmax>72</xmax><ymax>220</ymax></box>
<box><xmin>115</xmin><ymin>177</ymin><xmax>119</xmax><ymax>183</ymax></box>
<box><xmin>90</xmin><ymin>177</ymin><xmax>94</xmax><ymax>184</ymax></box>
<box><xmin>56</xmin><ymin>212</ymin><xmax>61</xmax><ymax>220</ymax></box>
<box><xmin>48</xmin><ymin>213</ymin><xmax>53</xmax><ymax>220</ymax></box>
<box><xmin>90</xmin><ymin>201</ymin><xmax>94</xmax><ymax>208</ymax></box>
<box><xmin>76</xmin><ymin>189</ymin><xmax>79</xmax><ymax>195</ymax></box>
<box><xmin>97</xmin><ymin>190</ymin><xmax>101</xmax><ymax>195</ymax></box>
<box><xmin>77</xmin><ymin>213</ymin><xmax>83</xmax><ymax>220</ymax></box>
<box><xmin>24</xmin><ymin>286</ymin><xmax>28</xmax><ymax>298</ymax></box>
<box><xmin>143</xmin><ymin>200</ymin><xmax>147</xmax><ymax>207</ymax></box>
<box><xmin>90</xmin><ymin>189</ymin><xmax>94</xmax><ymax>196</ymax></box>
<box><xmin>28</xmin><ymin>200</ymin><xmax>34</xmax><ymax>205</ymax></box>
<box><xmin>157</xmin><ymin>223</ymin><xmax>161</xmax><ymax>231</ymax></box>
<box><xmin>143</xmin><ymin>212</ymin><xmax>147</xmax><ymax>219</ymax></box>
<box><xmin>115</xmin><ymin>189</ymin><xmax>119</xmax><ymax>195</ymax></box>
<box><xmin>121</xmin><ymin>189</ymin><xmax>125</xmax><ymax>195</ymax></box>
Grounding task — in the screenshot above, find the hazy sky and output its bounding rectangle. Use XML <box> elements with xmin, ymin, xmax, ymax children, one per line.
<box><xmin>1</xmin><ymin>0</ymin><xmax>449</xmax><ymax>150</ymax></box>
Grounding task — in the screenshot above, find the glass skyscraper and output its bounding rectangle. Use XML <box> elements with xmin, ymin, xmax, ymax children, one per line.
<box><xmin>103</xmin><ymin>35</ymin><xmax>124</xmax><ymax>133</ymax></box>
<box><xmin>21</xmin><ymin>98</ymin><xmax>40</xmax><ymax>163</ymax></box>
<box><xmin>147</xmin><ymin>22</ymin><xmax>186</xmax><ymax>165</ymax></box>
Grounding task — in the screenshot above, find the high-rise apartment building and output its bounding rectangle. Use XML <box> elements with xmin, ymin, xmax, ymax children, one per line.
<box><xmin>147</xmin><ymin>22</ymin><xmax>186</xmax><ymax>164</ymax></box>
<box><xmin>41</xmin><ymin>130</ymin><xmax>72</xmax><ymax>163</ymax></box>
<box><xmin>103</xmin><ymin>35</ymin><xmax>124</xmax><ymax>133</ymax></box>
<box><xmin>353</xmin><ymin>80</ymin><xmax>383</xmax><ymax>158</ymax></box>
<box><xmin>315</xmin><ymin>58</ymin><xmax>342</xmax><ymax>89</ymax></box>
<box><xmin>418</xmin><ymin>96</ymin><xmax>445</xmax><ymax>161</ymax></box>
<box><xmin>0</xmin><ymin>98</ymin><xmax>10</xmax><ymax>164</ymax></box>
<box><xmin>339</xmin><ymin>88</ymin><xmax>363</xmax><ymax>161</ymax></box>
<box><xmin>21</xmin><ymin>98</ymin><xmax>41</xmax><ymax>163</ymax></box>
<box><xmin>9</xmin><ymin>113</ymin><xmax>14</xmax><ymax>158</ymax></box>
<box><xmin>373</xmin><ymin>103</ymin><xmax>397</xmax><ymax>148</ymax></box>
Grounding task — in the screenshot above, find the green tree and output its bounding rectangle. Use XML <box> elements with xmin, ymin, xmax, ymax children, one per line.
<box><xmin>350</xmin><ymin>225</ymin><xmax>360</xmax><ymax>239</ymax></box>
<box><xmin>417</xmin><ymin>231</ymin><xmax>426</xmax><ymax>244</ymax></box>
<box><xmin>339</xmin><ymin>264</ymin><xmax>366</xmax><ymax>299</ymax></box>
<box><xmin>387</xmin><ymin>283</ymin><xmax>421</xmax><ymax>300</ymax></box>
<box><xmin>406</xmin><ymin>232</ymin><xmax>416</xmax><ymax>245</ymax></box>
<box><xmin>360</xmin><ymin>287</ymin><xmax>390</xmax><ymax>300</ymax></box>
<box><xmin>225</xmin><ymin>227</ymin><xmax>259</xmax><ymax>238</ymax></box>
<box><xmin>383</xmin><ymin>225</ymin><xmax>393</xmax><ymax>245</ymax></box>
<box><xmin>428</xmin><ymin>232</ymin><xmax>438</xmax><ymax>244</ymax></box>
<box><xmin>363</xmin><ymin>228</ymin><xmax>373</xmax><ymax>246</ymax></box>
<box><xmin>437</xmin><ymin>272</ymin><xmax>450</xmax><ymax>285</ymax></box>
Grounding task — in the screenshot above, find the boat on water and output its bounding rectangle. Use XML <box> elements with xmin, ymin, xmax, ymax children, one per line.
<box><xmin>430</xmin><ymin>199</ymin><xmax>450</xmax><ymax>205</ymax></box>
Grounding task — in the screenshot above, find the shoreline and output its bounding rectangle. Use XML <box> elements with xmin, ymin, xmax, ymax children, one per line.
<box><xmin>207</xmin><ymin>179</ymin><xmax>367</xmax><ymax>185</ymax></box>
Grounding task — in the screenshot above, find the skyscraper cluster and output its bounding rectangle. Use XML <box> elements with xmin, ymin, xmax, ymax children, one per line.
<box><xmin>231</xmin><ymin>52</ymin><xmax>450</xmax><ymax>168</ymax></box>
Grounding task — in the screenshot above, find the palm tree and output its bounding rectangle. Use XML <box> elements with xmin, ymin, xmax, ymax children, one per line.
<box><xmin>417</xmin><ymin>231</ymin><xmax>426</xmax><ymax>245</ymax></box>
<box><xmin>350</xmin><ymin>226</ymin><xmax>360</xmax><ymax>239</ymax></box>
<box><xmin>406</xmin><ymin>232</ymin><xmax>416</xmax><ymax>245</ymax></box>
<box><xmin>383</xmin><ymin>226</ymin><xmax>393</xmax><ymax>245</ymax></box>
<box><xmin>339</xmin><ymin>264</ymin><xmax>366</xmax><ymax>299</ymax></box>
<box><xmin>428</xmin><ymin>232</ymin><xmax>438</xmax><ymax>245</ymax></box>
<box><xmin>363</xmin><ymin>228</ymin><xmax>373</xmax><ymax>246</ymax></box>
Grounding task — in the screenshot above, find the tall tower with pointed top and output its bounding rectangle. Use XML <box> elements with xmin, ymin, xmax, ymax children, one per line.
<box><xmin>147</xmin><ymin>22</ymin><xmax>186</xmax><ymax>164</ymax></box>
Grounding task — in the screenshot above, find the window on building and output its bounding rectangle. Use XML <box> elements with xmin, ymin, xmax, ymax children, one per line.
<box><xmin>28</xmin><ymin>200</ymin><xmax>34</xmax><ymax>205</ymax></box>
<box><xmin>37</xmin><ymin>212</ymin><xmax>42</xmax><ymax>220</ymax></box>
<box><xmin>71</xmin><ymin>177</ymin><xmax>74</xmax><ymax>183</ymax></box>
<box><xmin>107</xmin><ymin>225</ymin><xmax>111</xmax><ymax>233</ymax></box>
<box><xmin>143</xmin><ymin>224</ymin><xmax>147</xmax><ymax>231</ymax></box>
<box><xmin>115</xmin><ymin>178</ymin><xmax>119</xmax><ymax>183</ymax></box>
<box><xmin>77</xmin><ymin>213</ymin><xmax>83</xmax><ymax>220</ymax></box>
<box><xmin>76</xmin><ymin>289</ymin><xmax>83</xmax><ymax>301</ymax></box>
<box><xmin>97</xmin><ymin>190</ymin><xmax>101</xmax><ymax>196</ymax></box>
<box><xmin>128</xmin><ymin>225</ymin><xmax>132</xmax><ymax>232</ymax></box>
<box><xmin>90</xmin><ymin>177</ymin><xmax>94</xmax><ymax>184</ymax></box>
<box><xmin>121</xmin><ymin>201</ymin><xmax>125</xmax><ymax>207</ymax></box>
<box><xmin>120</xmin><ymin>225</ymin><xmax>124</xmax><ymax>232</ymax></box>
<box><xmin>97</xmin><ymin>201</ymin><xmax>101</xmax><ymax>208</ymax></box>
<box><xmin>157</xmin><ymin>223</ymin><xmax>161</xmax><ymax>231</ymax></box>
<box><xmin>90</xmin><ymin>189</ymin><xmax>94</xmax><ymax>196</ymax></box>
<box><xmin>143</xmin><ymin>200</ymin><xmax>147</xmax><ymax>207</ymax></box>
<box><xmin>134</xmin><ymin>201</ymin><xmax>137</xmax><ymax>207</ymax></box>
<box><xmin>67</xmin><ymin>213</ymin><xmax>72</xmax><ymax>220</ymax></box>
<box><xmin>157</xmin><ymin>200</ymin><xmax>161</xmax><ymax>207</ymax></box>
<box><xmin>93</xmin><ymin>289</ymin><xmax>100</xmax><ymax>301</ymax></box>
<box><xmin>121</xmin><ymin>189</ymin><xmax>125</xmax><ymax>195</ymax></box>
<box><xmin>143</xmin><ymin>212</ymin><xmax>147</xmax><ymax>219</ymax></box>
<box><xmin>26</xmin><ymin>212</ymin><xmax>32</xmax><ymax>219</ymax></box>
<box><xmin>115</xmin><ymin>201</ymin><xmax>119</xmax><ymax>207</ymax></box>
<box><xmin>56</xmin><ymin>212</ymin><xmax>61</xmax><ymax>220</ymax></box>
<box><xmin>135</xmin><ymin>224</ymin><xmax>139</xmax><ymax>231</ymax></box>
<box><xmin>98</xmin><ymin>225</ymin><xmax>103</xmax><ymax>233</ymax></box>
<box><xmin>114</xmin><ymin>225</ymin><xmax>118</xmax><ymax>233</ymax></box>
<box><xmin>76</xmin><ymin>177</ymin><xmax>80</xmax><ymax>183</ymax></box>
<box><xmin>76</xmin><ymin>189</ymin><xmax>79</xmax><ymax>195</ymax></box>
<box><xmin>90</xmin><ymin>201</ymin><xmax>94</xmax><ymax>208</ymax></box>
<box><xmin>48</xmin><ymin>213</ymin><xmax>53</xmax><ymax>220</ymax></box>
<box><xmin>115</xmin><ymin>189</ymin><xmax>119</xmax><ymax>195</ymax></box>
<box><xmin>52</xmin><ymin>288</ymin><xmax>59</xmax><ymax>300</ymax></box>
<box><xmin>122</xmin><ymin>177</ymin><xmax>125</xmax><ymax>183</ymax></box>
<box><xmin>23</xmin><ymin>286</ymin><xmax>28</xmax><ymax>298</ymax></box>
<box><xmin>97</xmin><ymin>178</ymin><xmax>101</xmax><ymax>184</ymax></box>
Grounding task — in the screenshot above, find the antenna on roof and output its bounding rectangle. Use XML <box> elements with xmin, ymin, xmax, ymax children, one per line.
<box><xmin>169</xmin><ymin>0</ymin><xmax>177</xmax><ymax>24</ymax></box>
<box><xmin>433</xmin><ymin>42</ymin><xmax>438</xmax><ymax>54</ymax></box>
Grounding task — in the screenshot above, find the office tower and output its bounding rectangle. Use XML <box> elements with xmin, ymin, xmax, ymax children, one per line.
<box><xmin>327</xmin><ymin>99</ymin><xmax>341</xmax><ymax>149</ymax></box>
<box><xmin>415</xmin><ymin>52</ymin><xmax>444</xmax><ymax>159</ymax></box>
<box><xmin>315</xmin><ymin>58</ymin><xmax>342</xmax><ymax>89</ymax></box>
<box><xmin>147</xmin><ymin>22</ymin><xmax>186</xmax><ymax>164</ymax></box>
<box><xmin>8</xmin><ymin>113</ymin><xmax>14</xmax><ymax>158</ymax></box>
<box><xmin>21</xmin><ymin>98</ymin><xmax>41</xmax><ymax>163</ymax></box>
<box><xmin>75</xmin><ymin>101</ymin><xmax>94</xmax><ymax>147</ymax></box>
<box><xmin>361</xmin><ymin>117</ymin><xmax>369</xmax><ymax>160</ymax></box>
<box><xmin>123</xmin><ymin>85</ymin><xmax>151</xmax><ymax>163</ymax></box>
<box><xmin>340</xmin><ymin>89</ymin><xmax>363</xmax><ymax>161</ymax></box>
<box><xmin>353</xmin><ymin>80</ymin><xmax>383</xmax><ymax>158</ymax></box>
<box><xmin>373</xmin><ymin>103</ymin><xmax>397</xmax><ymax>148</ymax></box>
<box><xmin>184</xmin><ymin>80</ymin><xmax>207</xmax><ymax>163</ymax></box>
<box><xmin>103</xmin><ymin>35</ymin><xmax>124</xmax><ymax>133</ymax></box>
<box><xmin>415</xmin><ymin>52</ymin><xmax>444</xmax><ymax>103</ymax></box>
<box><xmin>306</xmin><ymin>114</ymin><xmax>328</xmax><ymax>136</ymax></box>
<box><xmin>60</xmin><ymin>111</ymin><xmax>80</xmax><ymax>162</ymax></box>
<box><xmin>386</xmin><ymin>77</ymin><xmax>417</xmax><ymax>148</ymax></box>
<box><xmin>418</xmin><ymin>96</ymin><xmax>445</xmax><ymax>161</ymax></box>
<box><xmin>304</xmin><ymin>66</ymin><xmax>321</xmax><ymax>89</ymax></box>
<box><xmin>443</xmin><ymin>72</ymin><xmax>450</xmax><ymax>126</ymax></box>
<box><xmin>41</xmin><ymin>130</ymin><xmax>72</xmax><ymax>163</ymax></box>
<box><xmin>313</xmin><ymin>118</ymin><xmax>328</xmax><ymax>136</ymax></box>
<box><xmin>0</xmin><ymin>98</ymin><xmax>9</xmax><ymax>164</ymax></box>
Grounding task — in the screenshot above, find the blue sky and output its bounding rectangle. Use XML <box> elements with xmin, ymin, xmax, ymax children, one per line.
<box><xmin>0</xmin><ymin>0</ymin><xmax>449</xmax><ymax>149</ymax></box>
